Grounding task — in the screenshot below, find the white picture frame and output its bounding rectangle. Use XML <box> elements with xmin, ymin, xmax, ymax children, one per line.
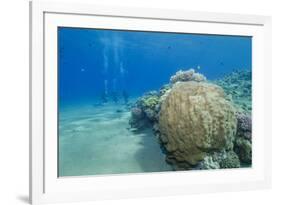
<box><xmin>29</xmin><ymin>1</ymin><xmax>272</xmax><ymax>204</ymax></box>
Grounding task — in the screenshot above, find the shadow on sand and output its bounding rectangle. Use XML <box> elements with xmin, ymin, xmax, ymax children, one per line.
<box><xmin>132</xmin><ymin>128</ymin><xmax>173</xmax><ymax>173</ymax></box>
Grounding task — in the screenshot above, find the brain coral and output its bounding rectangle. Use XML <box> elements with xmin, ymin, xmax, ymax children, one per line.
<box><xmin>158</xmin><ymin>81</ymin><xmax>237</xmax><ymax>167</ymax></box>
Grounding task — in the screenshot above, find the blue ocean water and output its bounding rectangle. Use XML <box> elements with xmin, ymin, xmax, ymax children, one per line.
<box><xmin>58</xmin><ymin>27</ymin><xmax>252</xmax><ymax>176</ymax></box>
<box><xmin>58</xmin><ymin>27</ymin><xmax>251</xmax><ymax>104</ymax></box>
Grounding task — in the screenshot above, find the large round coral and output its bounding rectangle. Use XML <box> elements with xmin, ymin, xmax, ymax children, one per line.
<box><xmin>158</xmin><ymin>81</ymin><xmax>237</xmax><ymax>167</ymax></box>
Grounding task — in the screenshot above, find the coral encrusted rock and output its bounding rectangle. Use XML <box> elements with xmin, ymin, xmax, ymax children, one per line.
<box><xmin>219</xmin><ymin>151</ymin><xmax>240</xmax><ymax>168</ymax></box>
<box><xmin>236</xmin><ymin>113</ymin><xmax>252</xmax><ymax>141</ymax></box>
<box><xmin>234</xmin><ymin>137</ymin><xmax>252</xmax><ymax>164</ymax></box>
<box><xmin>158</xmin><ymin>81</ymin><xmax>237</xmax><ymax>168</ymax></box>
<box><xmin>170</xmin><ymin>69</ymin><xmax>206</xmax><ymax>84</ymax></box>
<box><xmin>129</xmin><ymin>91</ymin><xmax>160</xmax><ymax>129</ymax></box>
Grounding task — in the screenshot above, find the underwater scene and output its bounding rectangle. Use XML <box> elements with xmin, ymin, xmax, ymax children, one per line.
<box><xmin>58</xmin><ymin>27</ymin><xmax>252</xmax><ymax>177</ymax></box>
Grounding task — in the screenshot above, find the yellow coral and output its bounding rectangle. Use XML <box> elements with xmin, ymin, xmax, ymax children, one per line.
<box><xmin>141</xmin><ymin>96</ymin><xmax>159</xmax><ymax>108</ymax></box>
<box><xmin>159</xmin><ymin>81</ymin><xmax>237</xmax><ymax>166</ymax></box>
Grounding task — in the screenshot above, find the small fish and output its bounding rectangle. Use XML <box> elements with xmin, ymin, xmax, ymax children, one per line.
<box><xmin>81</xmin><ymin>68</ymin><xmax>85</xmax><ymax>72</ymax></box>
<box><xmin>197</xmin><ymin>65</ymin><xmax>201</xmax><ymax>70</ymax></box>
<box><xmin>129</xmin><ymin>128</ymin><xmax>139</xmax><ymax>132</ymax></box>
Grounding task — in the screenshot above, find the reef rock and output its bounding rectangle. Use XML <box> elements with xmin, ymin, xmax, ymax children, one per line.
<box><xmin>219</xmin><ymin>151</ymin><xmax>240</xmax><ymax>168</ymax></box>
<box><xmin>158</xmin><ymin>81</ymin><xmax>237</xmax><ymax>167</ymax></box>
<box><xmin>129</xmin><ymin>91</ymin><xmax>160</xmax><ymax>129</ymax></box>
<box><xmin>131</xmin><ymin>107</ymin><xmax>144</xmax><ymax>120</ymax></box>
<box><xmin>234</xmin><ymin>137</ymin><xmax>252</xmax><ymax>164</ymax></box>
<box><xmin>196</xmin><ymin>155</ymin><xmax>221</xmax><ymax>170</ymax></box>
<box><xmin>129</xmin><ymin>107</ymin><xmax>149</xmax><ymax>129</ymax></box>
<box><xmin>196</xmin><ymin>150</ymin><xmax>240</xmax><ymax>170</ymax></box>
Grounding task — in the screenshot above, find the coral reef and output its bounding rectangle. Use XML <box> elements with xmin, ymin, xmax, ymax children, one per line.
<box><xmin>234</xmin><ymin>112</ymin><xmax>252</xmax><ymax>165</ymax></box>
<box><xmin>129</xmin><ymin>68</ymin><xmax>252</xmax><ymax>170</ymax></box>
<box><xmin>215</xmin><ymin>70</ymin><xmax>251</xmax><ymax>114</ymax></box>
<box><xmin>158</xmin><ymin>81</ymin><xmax>237</xmax><ymax>167</ymax></box>
<box><xmin>159</xmin><ymin>84</ymin><xmax>171</xmax><ymax>96</ymax></box>
<box><xmin>137</xmin><ymin>91</ymin><xmax>160</xmax><ymax>122</ymax></box>
<box><xmin>196</xmin><ymin>150</ymin><xmax>240</xmax><ymax>169</ymax></box>
<box><xmin>129</xmin><ymin>91</ymin><xmax>161</xmax><ymax>129</ymax></box>
<box><xmin>130</xmin><ymin>69</ymin><xmax>207</xmax><ymax>131</ymax></box>
<box><xmin>170</xmin><ymin>69</ymin><xmax>207</xmax><ymax>84</ymax></box>
<box><xmin>139</xmin><ymin>93</ymin><xmax>159</xmax><ymax>109</ymax></box>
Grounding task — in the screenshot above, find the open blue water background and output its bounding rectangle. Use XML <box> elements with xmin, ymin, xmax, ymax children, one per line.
<box><xmin>58</xmin><ymin>27</ymin><xmax>252</xmax><ymax>104</ymax></box>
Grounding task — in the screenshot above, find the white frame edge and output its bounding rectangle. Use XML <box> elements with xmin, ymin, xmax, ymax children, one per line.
<box><xmin>29</xmin><ymin>1</ymin><xmax>272</xmax><ymax>204</ymax></box>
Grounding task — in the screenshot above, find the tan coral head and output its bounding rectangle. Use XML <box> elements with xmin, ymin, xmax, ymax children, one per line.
<box><xmin>158</xmin><ymin>81</ymin><xmax>237</xmax><ymax>167</ymax></box>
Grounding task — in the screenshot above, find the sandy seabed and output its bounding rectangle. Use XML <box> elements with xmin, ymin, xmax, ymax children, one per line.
<box><xmin>59</xmin><ymin>102</ymin><xmax>172</xmax><ymax>177</ymax></box>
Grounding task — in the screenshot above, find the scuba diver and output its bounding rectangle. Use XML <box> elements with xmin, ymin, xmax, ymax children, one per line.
<box><xmin>122</xmin><ymin>90</ymin><xmax>129</xmax><ymax>104</ymax></box>
<box><xmin>111</xmin><ymin>91</ymin><xmax>119</xmax><ymax>104</ymax></box>
<box><xmin>100</xmin><ymin>91</ymin><xmax>108</xmax><ymax>104</ymax></box>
